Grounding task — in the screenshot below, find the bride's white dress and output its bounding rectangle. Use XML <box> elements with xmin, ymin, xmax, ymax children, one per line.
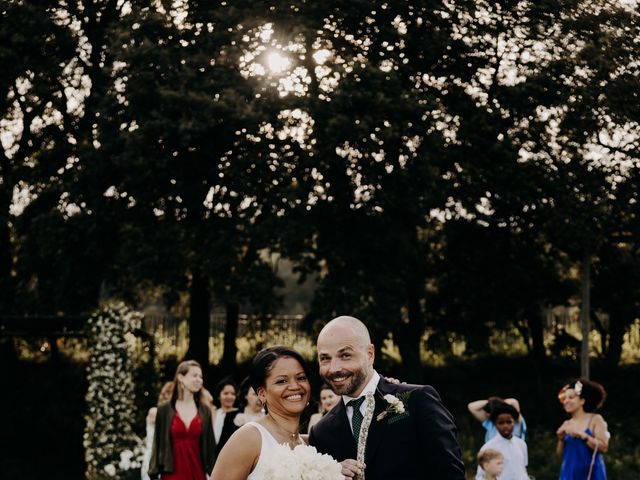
<box><xmin>246</xmin><ymin>421</ymin><xmax>281</xmax><ymax>480</ymax></box>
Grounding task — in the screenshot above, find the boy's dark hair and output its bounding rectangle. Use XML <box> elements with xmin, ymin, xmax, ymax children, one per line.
<box><xmin>569</xmin><ymin>378</ymin><xmax>607</xmax><ymax>413</ymax></box>
<box><xmin>482</xmin><ymin>396</ymin><xmax>506</xmax><ymax>414</ymax></box>
<box><xmin>489</xmin><ymin>402</ymin><xmax>519</xmax><ymax>423</ymax></box>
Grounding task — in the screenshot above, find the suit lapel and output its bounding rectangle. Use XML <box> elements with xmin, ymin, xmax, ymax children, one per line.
<box><xmin>364</xmin><ymin>379</ymin><xmax>396</xmax><ymax>465</ymax></box>
<box><xmin>325</xmin><ymin>399</ymin><xmax>357</xmax><ymax>459</ymax></box>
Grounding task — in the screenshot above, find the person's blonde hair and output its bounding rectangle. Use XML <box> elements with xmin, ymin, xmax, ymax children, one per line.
<box><xmin>477</xmin><ymin>448</ymin><xmax>503</xmax><ymax>468</ymax></box>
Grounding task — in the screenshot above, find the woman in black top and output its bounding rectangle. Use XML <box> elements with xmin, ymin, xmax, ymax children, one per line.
<box><xmin>211</xmin><ymin>377</ymin><xmax>240</xmax><ymax>458</ymax></box>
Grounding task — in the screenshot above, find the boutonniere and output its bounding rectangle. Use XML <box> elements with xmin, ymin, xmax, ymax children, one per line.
<box><xmin>376</xmin><ymin>392</ymin><xmax>411</xmax><ymax>422</ymax></box>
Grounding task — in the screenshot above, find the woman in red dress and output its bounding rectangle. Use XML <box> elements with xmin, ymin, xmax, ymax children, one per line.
<box><xmin>149</xmin><ymin>360</ymin><xmax>216</xmax><ymax>480</ymax></box>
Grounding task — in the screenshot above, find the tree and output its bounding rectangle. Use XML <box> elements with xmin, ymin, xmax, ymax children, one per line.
<box><xmin>96</xmin><ymin>2</ymin><xmax>290</xmax><ymax>368</ymax></box>
<box><xmin>519</xmin><ymin>1</ymin><xmax>640</xmax><ymax>376</ymax></box>
<box><xmin>592</xmin><ymin>241</ymin><xmax>640</xmax><ymax>370</ymax></box>
<box><xmin>0</xmin><ymin>1</ymin><xmax>75</xmax><ymax>312</ymax></box>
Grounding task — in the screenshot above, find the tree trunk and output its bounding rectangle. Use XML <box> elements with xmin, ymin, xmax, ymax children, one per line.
<box><xmin>0</xmin><ymin>193</ymin><xmax>15</xmax><ymax>312</ymax></box>
<box><xmin>185</xmin><ymin>270</ymin><xmax>210</xmax><ymax>367</ymax></box>
<box><xmin>220</xmin><ymin>302</ymin><xmax>239</xmax><ymax>373</ymax></box>
<box><xmin>49</xmin><ymin>336</ymin><xmax>61</xmax><ymax>361</ymax></box>
<box><xmin>580</xmin><ymin>255</ymin><xmax>591</xmax><ymax>379</ymax></box>
<box><xmin>605</xmin><ymin>314</ymin><xmax>625</xmax><ymax>372</ymax></box>
<box><xmin>527</xmin><ymin>305</ymin><xmax>547</xmax><ymax>370</ymax></box>
<box><xmin>395</xmin><ymin>284</ymin><xmax>425</xmax><ymax>382</ymax></box>
<box><xmin>0</xmin><ymin>337</ymin><xmax>18</xmax><ymax>365</ymax></box>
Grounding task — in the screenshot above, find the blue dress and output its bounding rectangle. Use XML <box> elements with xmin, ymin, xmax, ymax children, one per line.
<box><xmin>559</xmin><ymin>420</ymin><xmax>606</xmax><ymax>480</ymax></box>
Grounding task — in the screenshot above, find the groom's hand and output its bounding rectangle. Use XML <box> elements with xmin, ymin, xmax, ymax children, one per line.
<box><xmin>340</xmin><ymin>459</ymin><xmax>365</xmax><ymax>478</ymax></box>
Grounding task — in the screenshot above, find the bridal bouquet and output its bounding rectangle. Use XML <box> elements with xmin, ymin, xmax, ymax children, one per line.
<box><xmin>263</xmin><ymin>443</ymin><xmax>343</xmax><ymax>480</ymax></box>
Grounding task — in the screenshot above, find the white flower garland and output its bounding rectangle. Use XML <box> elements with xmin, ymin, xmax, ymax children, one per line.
<box><xmin>84</xmin><ymin>302</ymin><xmax>144</xmax><ymax>479</ymax></box>
<box><xmin>355</xmin><ymin>393</ymin><xmax>376</xmax><ymax>480</ymax></box>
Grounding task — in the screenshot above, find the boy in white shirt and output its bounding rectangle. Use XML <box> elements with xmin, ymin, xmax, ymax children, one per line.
<box><xmin>475</xmin><ymin>403</ymin><xmax>529</xmax><ymax>480</ymax></box>
<box><xmin>477</xmin><ymin>449</ymin><xmax>504</xmax><ymax>480</ymax></box>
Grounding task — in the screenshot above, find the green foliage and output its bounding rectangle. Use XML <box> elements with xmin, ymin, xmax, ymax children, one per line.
<box><xmin>2</xmin><ymin>0</ymin><xmax>639</xmax><ymax>376</ymax></box>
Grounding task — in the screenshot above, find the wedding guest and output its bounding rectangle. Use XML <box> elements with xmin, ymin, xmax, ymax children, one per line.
<box><xmin>308</xmin><ymin>383</ymin><xmax>339</xmax><ymax>433</ymax></box>
<box><xmin>233</xmin><ymin>377</ymin><xmax>265</xmax><ymax>427</ymax></box>
<box><xmin>211</xmin><ymin>346</ymin><xmax>352</xmax><ymax>479</ymax></box>
<box><xmin>148</xmin><ymin>360</ymin><xmax>216</xmax><ymax>479</ymax></box>
<box><xmin>211</xmin><ymin>377</ymin><xmax>240</xmax><ymax>458</ymax></box>
<box><xmin>556</xmin><ymin>378</ymin><xmax>608</xmax><ymax>480</ymax></box>
<box><xmin>475</xmin><ymin>403</ymin><xmax>528</xmax><ymax>480</ymax></box>
<box><xmin>477</xmin><ymin>449</ymin><xmax>504</xmax><ymax>480</ymax></box>
<box><xmin>468</xmin><ymin>396</ymin><xmax>527</xmax><ymax>442</ymax></box>
<box><xmin>141</xmin><ymin>382</ymin><xmax>174</xmax><ymax>480</ymax></box>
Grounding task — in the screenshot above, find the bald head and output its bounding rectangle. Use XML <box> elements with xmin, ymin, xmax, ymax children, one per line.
<box><xmin>318</xmin><ymin>315</ymin><xmax>371</xmax><ymax>347</ymax></box>
<box><xmin>317</xmin><ymin>316</ymin><xmax>375</xmax><ymax>397</ymax></box>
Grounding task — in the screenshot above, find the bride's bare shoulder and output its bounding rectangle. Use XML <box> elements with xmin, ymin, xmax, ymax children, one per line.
<box><xmin>211</xmin><ymin>423</ymin><xmax>262</xmax><ymax>480</ymax></box>
<box><xmin>233</xmin><ymin>422</ymin><xmax>263</xmax><ymax>442</ymax></box>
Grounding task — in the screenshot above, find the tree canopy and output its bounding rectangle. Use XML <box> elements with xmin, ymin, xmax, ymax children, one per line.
<box><xmin>2</xmin><ymin>0</ymin><xmax>638</xmax><ymax>372</ymax></box>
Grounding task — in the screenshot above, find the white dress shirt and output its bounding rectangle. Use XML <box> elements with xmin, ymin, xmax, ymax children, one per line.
<box><xmin>475</xmin><ymin>434</ymin><xmax>529</xmax><ymax>480</ymax></box>
<box><xmin>342</xmin><ymin>370</ymin><xmax>380</xmax><ymax>434</ymax></box>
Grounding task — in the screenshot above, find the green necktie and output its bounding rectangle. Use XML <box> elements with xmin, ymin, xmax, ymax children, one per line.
<box><xmin>348</xmin><ymin>397</ymin><xmax>366</xmax><ymax>442</ymax></box>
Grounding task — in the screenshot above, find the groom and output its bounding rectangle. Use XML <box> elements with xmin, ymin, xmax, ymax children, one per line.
<box><xmin>308</xmin><ymin>316</ymin><xmax>465</xmax><ymax>479</ymax></box>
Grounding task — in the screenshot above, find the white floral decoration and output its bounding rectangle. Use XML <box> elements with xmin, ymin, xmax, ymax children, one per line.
<box><xmin>263</xmin><ymin>442</ymin><xmax>343</xmax><ymax>480</ymax></box>
<box><xmin>382</xmin><ymin>394</ymin><xmax>405</xmax><ymax>413</ymax></box>
<box><xmin>376</xmin><ymin>392</ymin><xmax>411</xmax><ymax>422</ymax></box>
<box><xmin>84</xmin><ymin>302</ymin><xmax>145</xmax><ymax>480</ymax></box>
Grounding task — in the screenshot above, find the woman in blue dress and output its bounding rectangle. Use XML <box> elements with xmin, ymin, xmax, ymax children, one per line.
<box><xmin>556</xmin><ymin>378</ymin><xmax>609</xmax><ymax>480</ymax></box>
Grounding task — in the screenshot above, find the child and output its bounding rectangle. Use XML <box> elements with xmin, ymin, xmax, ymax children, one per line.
<box><xmin>468</xmin><ymin>396</ymin><xmax>527</xmax><ymax>442</ymax></box>
<box><xmin>477</xmin><ymin>449</ymin><xmax>504</xmax><ymax>480</ymax></box>
<box><xmin>475</xmin><ymin>403</ymin><xmax>529</xmax><ymax>480</ymax></box>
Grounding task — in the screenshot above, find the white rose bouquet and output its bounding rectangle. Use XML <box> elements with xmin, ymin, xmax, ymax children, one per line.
<box><xmin>264</xmin><ymin>443</ymin><xmax>343</xmax><ymax>480</ymax></box>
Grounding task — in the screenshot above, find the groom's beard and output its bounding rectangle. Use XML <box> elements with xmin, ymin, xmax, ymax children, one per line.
<box><xmin>325</xmin><ymin>368</ymin><xmax>368</xmax><ymax>396</ymax></box>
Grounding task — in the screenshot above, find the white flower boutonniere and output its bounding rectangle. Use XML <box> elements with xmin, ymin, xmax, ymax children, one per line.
<box><xmin>377</xmin><ymin>392</ymin><xmax>411</xmax><ymax>422</ymax></box>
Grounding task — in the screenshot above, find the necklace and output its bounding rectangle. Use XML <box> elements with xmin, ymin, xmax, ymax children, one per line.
<box><xmin>267</xmin><ymin>414</ymin><xmax>300</xmax><ymax>441</ymax></box>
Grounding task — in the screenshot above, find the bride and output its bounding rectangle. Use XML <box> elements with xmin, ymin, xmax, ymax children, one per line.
<box><xmin>210</xmin><ymin>346</ymin><xmax>362</xmax><ymax>479</ymax></box>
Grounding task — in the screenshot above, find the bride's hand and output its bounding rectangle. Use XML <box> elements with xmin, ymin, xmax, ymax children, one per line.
<box><xmin>340</xmin><ymin>459</ymin><xmax>365</xmax><ymax>478</ymax></box>
<box><xmin>384</xmin><ymin>376</ymin><xmax>403</xmax><ymax>385</ymax></box>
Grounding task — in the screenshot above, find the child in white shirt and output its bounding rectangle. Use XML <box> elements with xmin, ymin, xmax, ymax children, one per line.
<box><xmin>475</xmin><ymin>403</ymin><xmax>529</xmax><ymax>480</ymax></box>
<box><xmin>477</xmin><ymin>448</ymin><xmax>504</xmax><ymax>480</ymax></box>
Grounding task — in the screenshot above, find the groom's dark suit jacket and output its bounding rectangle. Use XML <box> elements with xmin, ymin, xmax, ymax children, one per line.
<box><xmin>308</xmin><ymin>378</ymin><xmax>465</xmax><ymax>480</ymax></box>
